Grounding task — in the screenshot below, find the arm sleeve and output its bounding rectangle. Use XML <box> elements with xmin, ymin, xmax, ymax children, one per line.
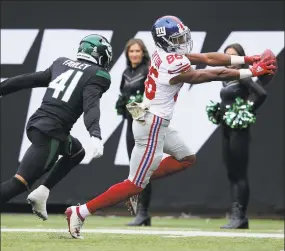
<box><xmin>240</xmin><ymin>78</ymin><xmax>267</xmax><ymax>111</ymax></box>
<box><xmin>83</xmin><ymin>73</ymin><xmax>111</xmax><ymax>139</ymax></box>
<box><xmin>0</xmin><ymin>68</ymin><xmax>51</xmax><ymax>96</ymax></box>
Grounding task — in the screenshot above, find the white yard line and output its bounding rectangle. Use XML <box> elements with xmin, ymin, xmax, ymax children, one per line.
<box><xmin>1</xmin><ymin>228</ymin><xmax>283</xmax><ymax>238</ymax></box>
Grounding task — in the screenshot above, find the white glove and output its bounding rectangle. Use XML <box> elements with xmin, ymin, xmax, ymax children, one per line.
<box><xmin>91</xmin><ymin>137</ymin><xmax>104</xmax><ymax>158</ymax></box>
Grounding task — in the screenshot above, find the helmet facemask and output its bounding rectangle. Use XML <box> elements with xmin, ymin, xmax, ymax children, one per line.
<box><xmin>163</xmin><ymin>27</ymin><xmax>193</xmax><ymax>54</ymax></box>
<box><xmin>100</xmin><ymin>38</ymin><xmax>113</xmax><ymax>70</ymax></box>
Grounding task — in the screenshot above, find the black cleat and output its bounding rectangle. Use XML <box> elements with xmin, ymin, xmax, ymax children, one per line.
<box><xmin>127</xmin><ymin>214</ymin><xmax>151</xmax><ymax>226</ymax></box>
<box><xmin>221</xmin><ymin>202</ymin><xmax>249</xmax><ymax>229</ymax></box>
<box><xmin>126</xmin><ymin>183</ymin><xmax>152</xmax><ymax>227</ymax></box>
<box><xmin>221</xmin><ymin>218</ymin><xmax>249</xmax><ymax>229</ymax></box>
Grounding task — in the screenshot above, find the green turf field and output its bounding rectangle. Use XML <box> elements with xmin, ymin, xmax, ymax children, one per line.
<box><xmin>1</xmin><ymin>213</ymin><xmax>284</xmax><ymax>251</ymax></box>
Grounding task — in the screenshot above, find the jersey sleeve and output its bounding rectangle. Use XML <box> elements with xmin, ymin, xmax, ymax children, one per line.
<box><xmin>83</xmin><ymin>70</ymin><xmax>111</xmax><ymax>139</ymax></box>
<box><xmin>0</xmin><ymin>68</ymin><xmax>51</xmax><ymax>96</ymax></box>
<box><xmin>164</xmin><ymin>54</ymin><xmax>191</xmax><ymax>77</ymax></box>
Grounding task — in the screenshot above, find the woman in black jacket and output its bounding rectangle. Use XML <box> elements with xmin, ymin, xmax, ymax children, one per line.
<box><xmin>116</xmin><ymin>38</ymin><xmax>152</xmax><ymax>226</ymax></box>
<box><xmin>219</xmin><ymin>43</ymin><xmax>268</xmax><ymax>229</ymax></box>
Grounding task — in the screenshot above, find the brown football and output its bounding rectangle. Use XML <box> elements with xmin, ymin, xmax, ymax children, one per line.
<box><xmin>257</xmin><ymin>49</ymin><xmax>278</xmax><ymax>85</ymax></box>
<box><xmin>261</xmin><ymin>49</ymin><xmax>276</xmax><ymax>61</ymax></box>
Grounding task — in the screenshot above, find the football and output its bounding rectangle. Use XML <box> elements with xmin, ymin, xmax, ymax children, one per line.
<box><xmin>261</xmin><ymin>49</ymin><xmax>276</xmax><ymax>61</ymax></box>
<box><xmin>257</xmin><ymin>49</ymin><xmax>278</xmax><ymax>85</ymax></box>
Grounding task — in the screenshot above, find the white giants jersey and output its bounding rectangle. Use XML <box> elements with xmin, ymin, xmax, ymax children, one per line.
<box><xmin>143</xmin><ymin>47</ymin><xmax>191</xmax><ymax>120</ymax></box>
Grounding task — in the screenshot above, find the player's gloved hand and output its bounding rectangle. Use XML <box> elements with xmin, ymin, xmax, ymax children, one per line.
<box><xmin>249</xmin><ymin>57</ymin><xmax>276</xmax><ymax>77</ymax></box>
<box><xmin>244</xmin><ymin>55</ymin><xmax>261</xmax><ymax>65</ymax></box>
<box><xmin>91</xmin><ymin>136</ymin><xmax>104</xmax><ymax>158</ymax></box>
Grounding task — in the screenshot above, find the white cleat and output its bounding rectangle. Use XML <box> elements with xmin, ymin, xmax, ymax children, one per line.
<box><xmin>65</xmin><ymin>206</ymin><xmax>85</xmax><ymax>239</ymax></box>
<box><xmin>125</xmin><ymin>194</ymin><xmax>139</xmax><ymax>216</ymax></box>
<box><xmin>27</xmin><ymin>185</ymin><xmax>49</xmax><ymax>221</ymax></box>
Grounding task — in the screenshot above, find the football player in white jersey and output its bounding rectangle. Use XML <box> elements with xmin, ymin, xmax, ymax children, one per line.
<box><xmin>65</xmin><ymin>15</ymin><xmax>276</xmax><ymax>239</ymax></box>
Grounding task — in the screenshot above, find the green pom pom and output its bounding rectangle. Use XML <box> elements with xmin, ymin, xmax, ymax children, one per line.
<box><xmin>206</xmin><ymin>100</ymin><xmax>221</xmax><ymax>125</ymax></box>
<box><xmin>115</xmin><ymin>94</ymin><xmax>128</xmax><ymax>115</ymax></box>
<box><xmin>223</xmin><ymin>97</ymin><xmax>256</xmax><ymax>129</ymax></box>
<box><xmin>128</xmin><ymin>90</ymin><xmax>144</xmax><ymax>104</ymax></box>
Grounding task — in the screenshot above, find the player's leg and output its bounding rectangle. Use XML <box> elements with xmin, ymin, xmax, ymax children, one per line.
<box><xmin>150</xmin><ymin>127</ymin><xmax>196</xmax><ymax>181</ymax></box>
<box><xmin>0</xmin><ymin>128</ymin><xmax>60</xmax><ymax>205</ymax></box>
<box><xmin>42</xmin><ymin>136</ymin><xmax>85</xmax><ymax>190</ymax></box>
<box><xmin>27</xmin><ymin>135</ymin><xmax>85</xmax><ymax>220</ymax></box>
<box><xmin>126</xmin><ymin>128</ymin><xmax>195</xmax><ymax>223</ymax></box>
<box><xmin>66</xmin><ymin>113</ymin><xmax>167</xmax><ymax>239</ymax></box>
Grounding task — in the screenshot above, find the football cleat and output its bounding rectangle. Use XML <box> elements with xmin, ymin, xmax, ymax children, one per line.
<box><xmin>65</xmin><ymin>205</ymin><xmax>85</xmax><ymax>239</ymax></box>
<box><xmin>27</xmin><ymin>185</ymin><xmax>49</xmax><ymax>221</ymax></box>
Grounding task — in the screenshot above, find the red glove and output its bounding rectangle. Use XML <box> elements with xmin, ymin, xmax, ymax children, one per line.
<box><xmin>244</xmin><ymin>55</ymin><xmax>261</xmax><ymax>65</ymax></box>
<box><xmin>250</xmin><ymin>57</ymin><xmax>276</xmax><ymax>77</ymax></box>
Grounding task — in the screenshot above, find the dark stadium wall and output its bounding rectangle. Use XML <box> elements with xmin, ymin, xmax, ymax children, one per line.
<box><xmin>1</xmin><ymin>1</ymin><xmax>284</xmax><ymax>215</ymax></box>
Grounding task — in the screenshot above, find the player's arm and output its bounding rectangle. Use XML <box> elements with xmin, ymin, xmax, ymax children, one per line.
<box><xmin>169</xmin><ymin>58</ymin><xmax>276</xmax><ymax>85</ymax></box>
<box><xmin>185</xmin><ymin>53</ymin><xmax>260</xmax><ymax>66</ymax></box>
<box><xmin>241</xmin><ymin>78</ymin><xmax>267</xmax><ymax>111</ymax></box>
<box><xmin>0</xmin><ymin>68</ymin><xmax>51</xmax><ymax>97</ymax></box>
<box><xmin>83</xmin><ymin>70</ymin><xmax>111</xmax><ymax>139</ymax></box>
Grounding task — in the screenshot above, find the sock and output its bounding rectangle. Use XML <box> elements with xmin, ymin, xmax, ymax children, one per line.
<box><xmin>85</xmin><ymin>180</ymin><xmax>142</xmax><ymax>214</ymax></box>
<box><xmin>151</xmin><ymin>156</ymin><xmax>194</xmax><ymax>181</ymax></box>
<box><xmin>43</xmin><ymin>149</ymin><xmax>85</xmax><ymax>190</ymax></box>
<box><xmin>79</xmin><ymin>204</ymin><xmax>91</xmax><ymax>218</ymax></box>
<box><xmin>0</xmin><ymin>177</ymin><xmax>28</xmax><ymax>204</ymax></box>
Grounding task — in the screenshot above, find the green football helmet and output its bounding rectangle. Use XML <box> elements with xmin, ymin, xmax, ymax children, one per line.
<box><xmin>77</xmin><ymin>34</ymin><xmax>113</xmax><ymax>70</ymax></box>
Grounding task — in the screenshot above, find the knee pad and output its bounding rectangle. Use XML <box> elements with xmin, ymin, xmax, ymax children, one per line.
<box><xmin>64</xmin><ymin>136</ymin><xmax>85</xmax><ymax>161</ymax></box>
<box><xmin>71</xmin><ymin>148</ymin><xmax>85</xmax><ymax>163</ymax></box>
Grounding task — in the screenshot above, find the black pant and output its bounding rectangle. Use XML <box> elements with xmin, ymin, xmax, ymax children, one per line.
<box><xmin>126</xmin><ymin>111</ymin><xmax>135</xmax><ymax>159</ymax></box>
<box><xmin>222</xmin><ymin>125</ymin><xmax>250</xmax><ymax>212</ymax></box>
<box><xmin>0</xmin><ymin>127</ymin><xmax>84</xmax><ymax>204</ymax></box>
<box><xmin>18</xmin><ymin>127</ymin><xmax>83</xmax><ymax>186</ymax></box>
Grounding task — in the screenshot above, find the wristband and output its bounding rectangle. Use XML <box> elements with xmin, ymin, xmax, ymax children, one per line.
<box><xmin>230</xmin><ymin>55</ymin><xmax>245</xmax><ymax>65</ymax></box>
<box><xmin>239</xmin><ymin>69</ymin><xmax>253</xmax><ymax>79</ymax></box>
